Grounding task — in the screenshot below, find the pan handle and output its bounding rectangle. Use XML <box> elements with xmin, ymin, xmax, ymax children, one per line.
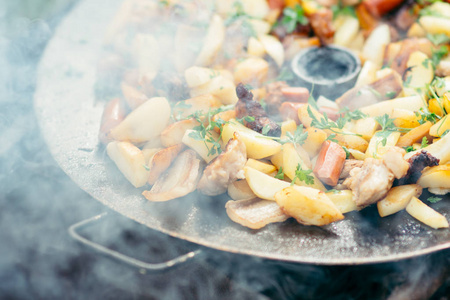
<box><xmin>68</xmin><ymin>212</ymin><xmax>202</xmax><ymax>271</ymax></box>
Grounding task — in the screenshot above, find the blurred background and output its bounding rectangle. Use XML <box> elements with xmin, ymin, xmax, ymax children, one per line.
<box><xmin>1</xmin><ymin>1</ymin><xmax>450</xmax><ymax>299</ymax></box>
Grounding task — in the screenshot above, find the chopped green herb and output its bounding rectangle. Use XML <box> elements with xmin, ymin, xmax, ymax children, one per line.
<box><xmin>375</xmin><ymin>114</ymin><xmax>397</xmax><ymax>131</ymax></box>
<box><xmin>326</xmin><ymin>189</ymin><xmax>340</xmax><ymax>194</ymax></box>
<box><xmin>290</xmin><ymin>163</ymin><xmax>315</xmax><ymax>186</ymax></box>
<box><xmin>342</xmin><ymin>146</ymin><xmax>350</xmax><ymax>159</ymax></box>
<box><xmin>275</xmin><ymin>167</ymin><xmax>285</xmax><ymax>180</ymax></box>
<box><xmin>326</xmin><ymin>133</ymin><xmax>338</xmax><ymax>143</ymax></box>
<box><xmin>278</xmin><ymin>4</ymin><xmax>308</xmax><ymax>33</ymax></box>
<box><xmin>385</xmin><ymin>91</ymin><xmax>397</xmax><ymax>99</ymax></box>
<box><xmin>431</xmin><ymin>46</ymin><xmax>449</xmax><ymax>68</ymax></box>
<box><xmin>427</xmin><ymin>33</ymin><xmax>450</xmax><ymax>46</ymax></box>
<box><xmin>404</xmin><ymin>145</ymin><xmax>415</xmax><ymax>153</ymax></box>
<box><xmin>427</xmin><ymin>196</ymin><xmax>443</xmax><ymax>203</ymax></box>
<box><xmin>415</xmin><ymin>107</ymin><xmax>441</xmax><ymax>124</ymax></box>
<box><xmin>421</xmin><ymin>136</ymin><xmax>429</xmax><ymax>148</ymax></box>
<box><xmin>442</xmin><ymin>129</ymin><xmax>450</xmax><ymax>137</ymax></box>
<box><xmin>259</xmin><ymin>125</ymin><xmax>308</xmax><ymax>148</ymax></box>
<box><xmin>262</xmin><ymin>124</ymin><xmax>271</xmax><ymax>135</ymax></box>
<box><xmin>143</xmin><ymin>164</ymin><xmax>150</xmax><ymax>171</ymax></box>
<box><xmin>331</xmin><ymin>2</ymin><xmax>357</xmax><ymax>19</ymax></box>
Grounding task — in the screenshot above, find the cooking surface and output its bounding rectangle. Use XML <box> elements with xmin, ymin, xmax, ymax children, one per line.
<box><xmin>34</xmin><ymin>0</ymin><xmax>450</xmax><ymax>265</ymax></box>
<box><xmin>2</xmin><ymin>0</ymin><xmax>450</xmax><ymax>298</ymax></box>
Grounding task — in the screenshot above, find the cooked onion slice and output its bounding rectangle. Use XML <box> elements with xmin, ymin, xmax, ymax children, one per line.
<box><xmin>142</xmin><ymin>150</ymin><xmax>202</xmax><ymax>202</ymax></box>
<box><xmin>225</xmin><ymin>198</ymin><xmax>289</xmax><ymax>230</ymax></box>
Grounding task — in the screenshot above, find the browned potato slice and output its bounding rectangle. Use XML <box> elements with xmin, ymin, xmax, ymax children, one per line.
<box><xmin>404</xmin><ymin>130</ymin><xmax>450</xmax><ymax>164</ymax></box>
<box><xmin>377</xmin><ymin>184</ymin><xmax>422</xmax><ymax>217</ymax></box>
<box><xmin>160</xmin><ymin>119</ymin><xmax>200</xmax><ymax>147</ymax></box>
<box><xmin>107</xmin><ymin>141</ymin><xmax>150</xmax><ymax>188</ymax></box>
<box><xmin>222</xmin><ymin>121</ymin><xmax>282</xmax><ymax>159</ymax></box>
<box><xmin>406</xmin><ymin>197</ymin><xmax>449</xmax><ymax>229</ymax></box>
<box><xmin>325</xmin><ymin>190</ymin><xmax>358</xmax><ymax>214</ymax></box>
<box><xmin>275</xmin><ymin>186</ymin><xmax>344</xmax><ymax>226</ymax></box>
<box><xmin>303</xmin><ymin>127</ymin><xmax>327</xmax><ymax>158</ymax></box>
<box><xmin>109</xmin><ymin>97</ymin><xmax>171</xmax><ymax>143</ymax></box>
<box><xmin>244</xmin><ymin>166</ymin><xmax>290</xmax><ymax>201</ymax></box>
<box><xmin>225</xmin><ymin>198</ymin><xmax>289</xmax><ymax>229</ymax></box>
<box><xmin>282</xmin><ymin>143</ymin><xmax>326</xmax><ymax>191</ymax></box>
<box><xmin>396</xmin><ymin>121</ymin><xmax>432</xmax><ymax>147</ymax></box>
<box><xmin>227</xmin><ymin>180</ymin><xmax>256</xmax><ymax>201</ymax></box>
<box><xmin>147</xmin><ymin>144</ymin><xmax>185</xmax><ymax>185</ymax></box>
<box><xmin>142</xmin><ymin>150</ymin><xmax>202</xmax><ymax>202</ymax></box>
<box><xmin>245</xmin><ymin>159</ymin><xmax>277</xmax><ymax>175</ymax></box>
<box><xmin>418</xmin><ymin>164</ymin><xmax>450</xmax><ymax>189</ymax></box>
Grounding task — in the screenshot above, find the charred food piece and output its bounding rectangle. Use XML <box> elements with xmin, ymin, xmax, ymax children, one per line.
<box><xmin>397</xmin><ymin>150</ymin><xmax>440</xmax><ymax>185</ymax></box>
<box><xmin>343</xmin><ymin>158</ymin><xmax>395</xmax><ymax>208</ymax></box>
<box><xmin>197</xmin><ymin>133</ymin><xmax>247</xmax><ymax>196</ymax></box>
<box><xmin>235</xmin><ymin>83</ymin><xmax>281</xmax><ymax>137</ymax></box>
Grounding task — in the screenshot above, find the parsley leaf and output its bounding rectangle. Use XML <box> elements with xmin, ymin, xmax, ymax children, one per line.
<box><xmin>279</xmin><ymin>4</ymin><xmax>308</xmax><ymax>33</ymax></box>
<box><xmin>331</xmin><ymin>3</ymin><xmax>357</xmax><ymax>19</ymax></box>
<box><xmin>427</xmin><ymin>196</ymin><xmax>443</xmax><ymax>203</ymax></box>
<box><xmin>404</xmin><ymin>145</ymin><xmax>415</xmax><ymax>153</ymax></box>
<box><xmin>275</xmin><ymin>167</ymin><xmax>285</xmax><ymax>180</ymax></box>
<box><xmin>375</xmin><ymin>114</ymin><xmax>397</xmax><ymax>131</ymax></box>
<box><xmin>427</xmin><ymin>33</ymin><xmax>450</xmax><ymax>46</ymax></box>
<box><xmin>431</xmin><ymin>46</ymin><xmax>449</xmax><ymax>68</ymax></box>
<box><xmin>290</xmin><ymin>164</ymin><xmax>315</xmax><ymax>186</ymax></box>
<box><xmin>415</xmin><ymin>107</ymin><xmax>441</xmax><ymax>124</ymax></box>
<box><xmin>421</xmin><ymin>136</ymin><xmax>429</xmax><ymax>148</ymax></box>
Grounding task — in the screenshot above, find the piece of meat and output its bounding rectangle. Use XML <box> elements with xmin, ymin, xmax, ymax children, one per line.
<box><xmin>225</xmin><ymin>198</ymin><xmax>289</xmax><ymax>229</ymax></box>
<box><xmin>313</xmin><ymin>141</ymin><xmax>346</xmax><ymax>186</ymax></box>
<box><xmin>339</xmin><ymin>159</ymin><xmax>364</xmax><ymax>179</ymax></box>
<box><xmin>308</xmin><ymin>8</ymin><xmax>335</xmax><ymax>45</ymax></box>
<box><xmin>235</xmin><ymin>83</ymin><xmax>281</xmax><ymax>137</ymax></box>
<box><xmin>397</xmin><ymin>150</ymin><xmax>440</xmax><ymax>185</ymax></box>
<box><xmin>343</xmin><ymin>158</ymin><xmax>395</xmax><ymax>208</ymax></box>
<box><xmin>264</xmin><ymin>81</ymin><xmax>289</xmax><ymax>115</ymax></box>
<box><xmin>395</xmin><ymin>4</ymin><xmax>418</xmax><ymax>31</ymax></box>
<box><xmin>197</xmin><ymin>133</ymin><xmax>247</xmax><ymax>196</ymax></box>
<box><xmin>281</xmin><ymin>87</ymin><xmax>310</xmax><ymax>102</ymax></box>
<box><xmin>381</xmin><ymin>147</ymin><xmax>409</xmax><ymax>179</ymax></box>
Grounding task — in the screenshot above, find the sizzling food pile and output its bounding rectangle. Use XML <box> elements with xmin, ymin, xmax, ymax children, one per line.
<box><xmin>98</xmin><ymin>0</ymin><xmax>450</xmax><ymax>230</ymax></box>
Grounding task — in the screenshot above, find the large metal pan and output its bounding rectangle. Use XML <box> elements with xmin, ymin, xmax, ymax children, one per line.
<box><xmin>34</xmin><ymin>0</ymin><xmax>450</xmax><ymax>265</ymax></box>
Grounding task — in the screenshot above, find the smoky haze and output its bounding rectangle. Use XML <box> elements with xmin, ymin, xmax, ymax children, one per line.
<box><xmin>1</xmin><ymin>0</ymin><xmax>450</xmax><ymax>299</ymax></box>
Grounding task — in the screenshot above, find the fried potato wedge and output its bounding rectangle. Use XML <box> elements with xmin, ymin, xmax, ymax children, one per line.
<box><xmin>109</xmin><ymin>97</ymin><xmax>171</xmax><ymax>143</ymax></box>
<box><xmin>222</xmin><ymin>121</ymin><xmax>282</xmax><ymax>159</ymax></box>
<box><xmin>377</xmin><ymin>184</ymin><xmax>422</xmax><ymax>217</ymax></box>
<box><xmin>282</xmin><ymin>143</ymin><xmax>326</xmax><ymax>191</ymax></box>
<box><xmin>275</xmin><ymin>186</ymin><xmax>344</xmax><ymax>226</ymax></box>
<box><xmin>143</xmin><ymin>150</ymin><xmax>202</xmax><ymax>202</ymax></box>
<box><xmin>147</xmin><ymin>144</ymin><xmax>185</xmax><ymax>185</ymax></box>
<box><xmin>406</xmin><ymin>197</ymin><xmax>449</xmax><ymax>229</ymax></box>
<box><xmin>107</xmin><ymin>141</ymin><xmax>150</xmax><ymax>188</ymax></box>
<box><xmin>228</xmin><ymin>180</ymin><xmax>256</xmax><ymax>200</ymax></box>
<box><xmin>325</xmin><ymin>190</ymin><xmax>358</xmax><ymax>214</ymax></box>
<box><xmin>418</xmin><ymin>164</ymin><xmax>450</xmax><ymax>189</ymax></box>
<box><xmin>225</xmin><ymin>198</ymin><xmax>289</xmax><ymax>229</ymax></box>
<box><xmin>244</xmin><ymin>166</ymin><xmax>290</xmax><ymax>201</ymax></box>
<box><xmin>160</xmin><ymin>119</ymin><xmax>200</xmax><ymax>147</ymax></box>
